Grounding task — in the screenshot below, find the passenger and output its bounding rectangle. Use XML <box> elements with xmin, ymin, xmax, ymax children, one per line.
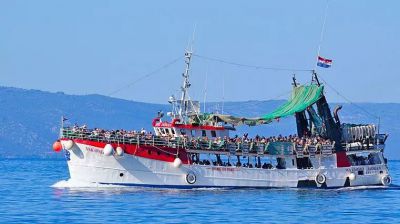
<box><xmin>262</xmin><ymin>163</ymin><xmax>268</xmax><ymax>169</ymax></box>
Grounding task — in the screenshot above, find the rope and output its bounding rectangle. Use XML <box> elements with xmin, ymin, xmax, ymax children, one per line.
<box><xmin>193</xmin><ymin>54</ymin><xmax>312</xmax><ymax>72</ymax></box>
<box><xmin>108</xmin><ymin>56</ymin><xmax>183</xmax><ymax>96</ymax></box>
<box><xmin>152</xmin><ymin>145</ymin><xmax>179</xmax><ymax>156</ymax></box>
<box><xmin>215</xmin><ymin>80</ymin><xmax>313</xmax><ymax>110</ymax></box>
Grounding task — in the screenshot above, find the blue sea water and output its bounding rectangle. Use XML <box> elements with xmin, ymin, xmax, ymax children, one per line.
<box><xmin>0</xmin><ymin>158</ymin><xmax>399</xmax><ymax>224</ymax></box>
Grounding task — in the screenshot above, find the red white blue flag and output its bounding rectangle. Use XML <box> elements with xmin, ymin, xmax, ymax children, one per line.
<box><xmin>317</xmin><ymin>56</ymin><xmax>332</xmax><ymax>68</ymax></box>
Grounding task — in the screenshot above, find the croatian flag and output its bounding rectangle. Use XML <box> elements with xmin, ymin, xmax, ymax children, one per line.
<box><xmin>317</xmin><ymin>56</ymin><xmax>332</xmax><ymax>68</ymax></box>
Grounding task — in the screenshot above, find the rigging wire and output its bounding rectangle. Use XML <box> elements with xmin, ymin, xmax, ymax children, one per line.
<box><xmin>228</xmin><ymin>80</ymin><xmax>313</xmax><ymax>109</ymax></box>
<box><xmin>193</xmin><ymin>54</ymin><xmax>313</xmax><ymax>72</ymax></box>
<box><xmin>318</xmin><ymin>74</ymin><xmax>379</xmax><ymax>120</ymax></box>
<box><xmin>312</xmin><ymin>2</ymin><xmax>380</xmax><ymax>127</ymax></box>
<box><xmin>108</xmin><ymin>56</ymin><xmax>183</xmax><ymax>96</ymax></box>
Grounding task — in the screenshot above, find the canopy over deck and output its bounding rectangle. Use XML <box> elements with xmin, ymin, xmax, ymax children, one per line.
<box><xmin>207</xmin><ymin>84</ymin><xmax>324</xmax><ymax>126</ymax></box>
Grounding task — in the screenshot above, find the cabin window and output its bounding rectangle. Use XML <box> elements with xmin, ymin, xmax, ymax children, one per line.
<box><xmin>211</xmin><ymin>130</ymin><xmax>217</xmax><ymax>138</ymax></box>
<box><xmin>165</xmin><ymin>129</ymin><xmax>170</xmax><ymax>135</ymax></box>
<box><xmin>180</xmin><ymin>129</ymin><xmax>186</xmax><ymax>135</ymax></box>
<box><xmin>171</xmin><ymin>129</ymin><xmax>175</xmax><ymax>135</ymax></box>
<box><xmin>347</xmin><ymin>152</ymin><xmax>382</xmax><ymax>166</ymax></box>
<box><xmin>160</xmin><ymin>128</ymin><xmax>165</xmax><ymax>135</ymax></box>
<box><xmin>202</xmin><ymin>130</ymin><xmax>207</xmax><ymax>137</ymax></box>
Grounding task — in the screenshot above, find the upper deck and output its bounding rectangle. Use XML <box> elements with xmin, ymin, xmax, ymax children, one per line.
<box><xmin>60</xmin><ymin>127</ymin><xmax>385</xmax><ymax>158</ymax></box>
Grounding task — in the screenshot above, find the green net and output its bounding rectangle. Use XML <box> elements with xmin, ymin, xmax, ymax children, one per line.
<box><xmin>205</xmin><ymin>84</ymin><xmax>324</xmax><ymax>126</ymax></box>
<box><xmin>260</xmin><ymin>84</ymin><xmax>324</xmax><ymax>121</ymax></box>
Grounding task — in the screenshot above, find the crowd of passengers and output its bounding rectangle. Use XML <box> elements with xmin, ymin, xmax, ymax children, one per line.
<box><xmin>66</xmin><ymin>125</ymin><xmax>334</xmax><ymax>151</ymax></box>
<box><xmin>65</xmin><ymin>125</ymin><xmax>382</xmax><ymax>168</ymax></box>
<box><xmin>191</xmin><ymin>157</ymin><xmax>277</xmax><ymax>169</ymax></box>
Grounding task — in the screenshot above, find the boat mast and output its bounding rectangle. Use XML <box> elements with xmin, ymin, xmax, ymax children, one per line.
<box><xmin>179</xmin><ymin>49</ymin><xmax>193</xmax><ymax>124</ymax></box>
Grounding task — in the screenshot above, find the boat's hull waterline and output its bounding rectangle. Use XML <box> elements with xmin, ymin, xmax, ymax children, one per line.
<box><xmin>62</xmin><ymin>140</ymin><xmax>389</xmax><ymax>189</ymax></box>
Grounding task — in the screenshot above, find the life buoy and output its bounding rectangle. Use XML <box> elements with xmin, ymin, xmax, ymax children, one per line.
<box><xmin>186</xmin><ymin>172</ymin><xmax>196</xmax><ymax>184</ymax></box>
<box><xmin>315</xmin><ymin>173</ymin><xmax>326</xmax><ymax>185</ymax></box>
<box><xmin>381</xmin><ymin>175</ymin><xmax>391</xmax><ymax>186</ymax></box>
<box><xmin>52</xmin><ymin>141</ymin><xmax>62</xmax><ymax>152</ymax></box>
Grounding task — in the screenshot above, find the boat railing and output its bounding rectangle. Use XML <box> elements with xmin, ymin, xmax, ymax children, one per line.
<box><xmin>60</xmin><ymin>128</ymin><xmax>379</xmax><ymax>156</ymax></box>
<box><xmin>342</xmin><ymin>142</ymin><xmax>383</xmax><ymax>152</ymax></box>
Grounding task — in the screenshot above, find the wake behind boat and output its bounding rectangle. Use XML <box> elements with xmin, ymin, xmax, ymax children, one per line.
<box><xmin>53</xmin><ymin>50</ymin><xmax>391</xmax><ymax>189</ymax></box>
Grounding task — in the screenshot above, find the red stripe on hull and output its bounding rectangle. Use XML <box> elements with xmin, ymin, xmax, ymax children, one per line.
<box><xmin>63</xmin><ymin>138</ymin><xmax>191</xmax><ymax>164</ymax></box>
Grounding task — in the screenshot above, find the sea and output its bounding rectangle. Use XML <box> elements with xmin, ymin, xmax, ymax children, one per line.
<box><xmin>0</xmin><ymin>158</ymin><xmax>399</xmax><ymax>224</ymax></box>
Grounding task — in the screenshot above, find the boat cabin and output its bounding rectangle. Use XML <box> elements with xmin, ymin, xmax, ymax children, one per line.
<box><xmin>152</xmin><ymin>118</ymin><xmax>234</xmax><ymax>139</ymax></box>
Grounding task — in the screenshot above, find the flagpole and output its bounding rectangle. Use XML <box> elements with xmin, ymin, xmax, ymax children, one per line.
<box><xmin>314</xmin><ymin>0</ymin><xmax>330</xmax><ymax>70</ymax></box>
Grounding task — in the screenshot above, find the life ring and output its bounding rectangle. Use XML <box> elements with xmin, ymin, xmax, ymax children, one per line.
<box><xmin>186</xmin><ymin>172</ymin><xmax>196</xmax><ymax>184</ymax></box>
<box><xmin>315</xmin><ymin>173</ymin><xmax>326</xmax><ymax>185</ymax></box>
<box><xmin>381</xmin><ymin>175</ymin><xmax>392</xmax><ymax>186</ymax></box>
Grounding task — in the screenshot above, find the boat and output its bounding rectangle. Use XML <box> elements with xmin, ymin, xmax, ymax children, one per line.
<box><xmin>53</xmin><ymin>49</ymin><xmax>392</xmax><ymax>188</ymax></box>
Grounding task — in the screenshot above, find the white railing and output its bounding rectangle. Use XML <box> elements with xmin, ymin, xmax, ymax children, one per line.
<box><xmin>61</xmin><ymin>128</ymin><xmax>379</xmax><ymax>156</ymax></box>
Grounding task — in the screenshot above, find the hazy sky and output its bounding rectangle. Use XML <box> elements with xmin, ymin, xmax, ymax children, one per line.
<box><xmin>1</xmin><ymin>0</ymin><xmax>399</xmax><ymax>103</ymax></box>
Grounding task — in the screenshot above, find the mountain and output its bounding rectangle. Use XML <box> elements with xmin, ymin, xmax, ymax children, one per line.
<box><xmin>0</xmin><ymin>86</ymin><xmax>398</xmax><ymax>159</ymax></box>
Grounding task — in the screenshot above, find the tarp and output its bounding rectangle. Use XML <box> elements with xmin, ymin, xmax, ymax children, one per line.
<box><xmin>206</xmin><ymin>84</ymin><xmax>324</xmax><ymax>126</ymax></box>
<box><xmin>267</xmin><ymin>142</ymin><xmax>294</xmax><ymax>155</ymax></box>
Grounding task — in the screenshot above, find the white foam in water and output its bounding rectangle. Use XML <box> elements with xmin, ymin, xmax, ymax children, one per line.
<box><xmin>335</xmin><ymin>185</ymin><xmax>390</xmax><ymax>192</ymax></box>
<box><xmin>51</xmin><ymin>179</ymin><xmax>128</xmax><ymax>189</ymax></box>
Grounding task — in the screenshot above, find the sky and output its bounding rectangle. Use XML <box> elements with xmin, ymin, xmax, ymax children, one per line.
<box><xmin>0</xmin><ymin>0</ymin><xmax>399</xmax><ymax>104</ymax></box>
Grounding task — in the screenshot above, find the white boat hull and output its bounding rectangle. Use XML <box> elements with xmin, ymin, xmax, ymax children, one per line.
<box><xmin>63</xmin><ymin>141</ymin><xmax>389</xmax><ymax>189</ymax></box>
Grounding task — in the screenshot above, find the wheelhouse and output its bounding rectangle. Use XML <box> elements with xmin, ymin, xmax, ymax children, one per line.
<box><xmin>152</xmin><ymin>118</ymin><xmax>234</xmax><ymax>139</ymax></box>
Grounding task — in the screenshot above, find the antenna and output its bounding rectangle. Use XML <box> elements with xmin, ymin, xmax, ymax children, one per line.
<box><xmin>292</xmin><ymin>74</ymin><xmax>297</xmax><ymax>87</ymax></box>
<box><xmin>377</xmin><ymin>116</ymin><xmax>381</xmax><ymax>135</ymax></box>
<box><xmin>191</xmin><ymin>23</ymin><xmax>197</xmax><ymax>52</ymax></box>
<box><xmin>203</xmin><ymin>65</ymin><xmax>208</xmax><ymax>113</ymax></box>
<box><xmin>222</xmin><ymin>73</ymin><xmax>225</xmax><ymax>114</ymax></box>
<box><xmin>178</xmin><ymin>49</ymin><xmax>192</xmax><ymax>123</ymax></box>
<box><xmin>186</xmin><ymin>23</ymin><xmax>197</xmax><ymax>52</ymax></box>
<box><xmin>313</xmin><ymin>70</ymin><xmax>321</xmax><ymax>86</ymax></box>
<box><xmin>179</xmin><ymin>25</ymin><xmax>197</xmax><ymax>124</ymax></box>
